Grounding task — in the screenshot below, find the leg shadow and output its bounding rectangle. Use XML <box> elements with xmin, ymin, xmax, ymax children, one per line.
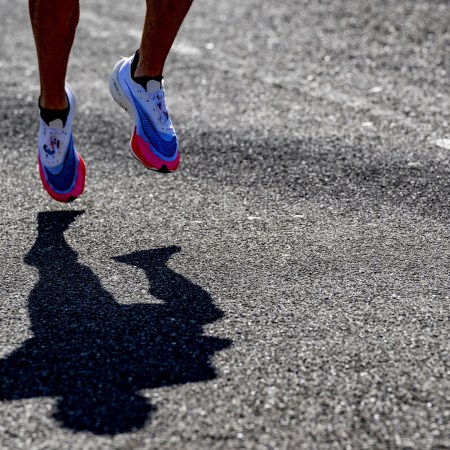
<box><xmin>0</xmin><ymin>211</ymin><xmax>231</xmax><ymax>435</ymax></box>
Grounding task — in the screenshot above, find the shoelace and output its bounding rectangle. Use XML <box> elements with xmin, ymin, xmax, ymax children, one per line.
<box><xmin>152</xmin><ymin>90</ymin><xmax>171</xmax><ymax>126</ymax></box>
<box><xmin>43</xmin><ymin>126</ymin><xmax>66</xmax><ymax>158</ymax></box>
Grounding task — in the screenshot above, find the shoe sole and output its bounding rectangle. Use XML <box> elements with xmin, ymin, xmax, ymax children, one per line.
<box><xmin>39</xmin><ymin>152</ymin><xmax>86</xmax><ymax>203</ymax></box>
<box><xmin>108</xmin><ymin>59</ymin><xmax>179</xmax><ymax>173</ymax></box>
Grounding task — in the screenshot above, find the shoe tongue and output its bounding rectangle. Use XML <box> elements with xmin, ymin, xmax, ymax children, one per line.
<box><xmin>146</xmin><ymin>79</ymin><xmax>162</xmax><ymax>93</ymax></box>
<box><xmin>48</xmin><ymin>118</ymin><xmax>64</xmax><ymax>129</ymax></box>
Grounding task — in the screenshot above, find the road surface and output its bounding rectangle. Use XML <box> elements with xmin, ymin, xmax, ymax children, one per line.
<box><xmin>0</xmin><ymin>0</ymin><xmax>449</xmax><ymax>448</ymax></box>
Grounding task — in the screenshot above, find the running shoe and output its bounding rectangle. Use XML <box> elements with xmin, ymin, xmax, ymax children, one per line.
<box><xmin>37</xmin><ymin>83</ymin><xmax>86</xmax><ymax>202</ymax></box>
<box><xmin>109</xmin><ymin>55</ymin><xmax>179</xmax><ymax>172</ymax></box>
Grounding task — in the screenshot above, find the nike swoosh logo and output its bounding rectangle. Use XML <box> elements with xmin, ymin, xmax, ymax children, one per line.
<box><xmin>125</xmin><ymin>81</ymin><xmax>175</xmax><ymax>144</ymax></box>
<box><xmin>44</xmin><ymin>137</ymin><xmax>77</xmax><ymax>191</ymax></box>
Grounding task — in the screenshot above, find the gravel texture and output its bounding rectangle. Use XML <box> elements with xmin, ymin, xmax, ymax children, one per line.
<box><xmin>0</xmin><ymin>0</ymin><xmax>449</xmax><ymax>448</ymax></box>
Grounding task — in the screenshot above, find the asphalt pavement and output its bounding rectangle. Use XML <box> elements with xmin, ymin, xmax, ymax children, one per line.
<box><xmin>0</xmin><ymin>0</ymin><xmax>449</xmax><ymax>449</ymax></box>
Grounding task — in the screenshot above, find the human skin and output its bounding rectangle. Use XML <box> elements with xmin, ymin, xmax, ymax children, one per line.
<box><xmin>29</xmin><ymin>0</ymin><xmax>193</xmax><ymax>110</ymax></box>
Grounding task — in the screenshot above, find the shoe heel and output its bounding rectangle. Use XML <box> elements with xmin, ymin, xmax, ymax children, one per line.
<box><xmin>109</xmin><ymin>59</ymin><xmax>133</xmax><ymax>114</ymax></box>
<box><xmin>65</xmin><ymin>82</ymin><xmax>78</xmax><ymax>117</ymax></box>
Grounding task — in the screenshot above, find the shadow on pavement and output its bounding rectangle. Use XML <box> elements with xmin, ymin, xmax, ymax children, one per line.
<box><xmin>0</xmin><ymin>211</ymin><xmax>231</xmax><ymax>435</ymax></box>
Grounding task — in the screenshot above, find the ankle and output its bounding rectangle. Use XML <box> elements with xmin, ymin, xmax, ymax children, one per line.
<box><xmin>39</xmin><ymin>95</ymin><xmax>69</xmax><ymax>110</ymax></box>
<box><xmin>134</xmin><ymin>64</ymin><xmax>162</xmax><ymax>79</ymax></box>
<box><xmin>132</xmin><ymin>49</ymin><xmax>163</xmax><ymax>79</ymax></box>
<box><xmin>39</xmin><ymin>95</ymin><xmax>70</xmax><ymax>126</ymax></box>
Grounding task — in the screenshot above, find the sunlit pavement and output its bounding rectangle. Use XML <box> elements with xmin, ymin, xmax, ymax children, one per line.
<box><xmin>0</xmin><ymin>1</ymin><xmax>449</xmax><ymax>449</ymax></box>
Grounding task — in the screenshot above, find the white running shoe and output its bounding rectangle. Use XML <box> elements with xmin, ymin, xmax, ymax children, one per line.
<box><xmin>37</xmin><ymin>83</ymin><xmax>86</xmax><ymax>202</ymax></box>
<box><xmin>109</xmin><ymin>55</ymin><xmax>180</xmax><ymax>172</ymax></box>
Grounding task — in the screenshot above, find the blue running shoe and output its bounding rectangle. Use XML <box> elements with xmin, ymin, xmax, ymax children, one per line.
<box><xmin>109</xmin><ymin>54</ymin><xmax>180</xmax><ymax>172</ymax></box>
<box><xmin>37</xmin><ymin>83</ymin><xmax>86</xmax><ymax>202</ymax></box>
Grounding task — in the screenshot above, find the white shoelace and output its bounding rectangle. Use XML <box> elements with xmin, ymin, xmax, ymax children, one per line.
<box><xmin>152</xmin><ymin>90</ymin><xmax>171</xmax><ymax>126</ymax></box>
<box><xmin>42</xmin><ymin>125</ymin><xmax>66</xmax><ymax>163</ymax></box>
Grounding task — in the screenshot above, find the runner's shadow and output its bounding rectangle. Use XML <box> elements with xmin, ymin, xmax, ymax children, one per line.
<box><xmin>0</xmin><ymin>211</ymin><xmax>230</xmax><ymax>435</ymax></box>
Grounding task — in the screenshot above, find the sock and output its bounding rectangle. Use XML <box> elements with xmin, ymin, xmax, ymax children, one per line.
<box><xmin>39</xmin><ymin>99</ymin><xmax>70</xmax><ymax>127</ymax></box>
<box><xmin>131</xmin><ymin>50</ymin><xmax>163</xmax><ymax>89</ymax></box>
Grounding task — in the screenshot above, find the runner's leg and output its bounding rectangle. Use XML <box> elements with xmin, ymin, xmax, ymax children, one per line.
<box><xmin>29</xmin><ymin>0</ymin><xmax>80</xmax><ymax>109</ymax></box>
<box><xmin>29</xmin><ymin>0</ymin><xmax>85</xmax><ymax>203</ymax></box>
<box><xmin>135</xmin><ymin>0</ymin><xmax>193</xmax><ymax>78</ymax></box>
<box><xmin>108</xmin><ymin>0</ymin><xmax>192</xmax><ymax>172</ymax></box>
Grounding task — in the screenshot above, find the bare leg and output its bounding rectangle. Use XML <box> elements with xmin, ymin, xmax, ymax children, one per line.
<box><xmin>135</xmin><ymin>0</ymin><xmax>193</xmax><ymax>78</ymax></box>
<box><xmin>29</xmin><ymin>0</ymin><xmax>80</xmax><ymax>109</ymax></box>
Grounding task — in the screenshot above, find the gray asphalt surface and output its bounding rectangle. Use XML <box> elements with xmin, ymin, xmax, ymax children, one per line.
<box><xmin>1</xmin><ymin>0</ymin><xmax>449</xmax><ymax>449</ymax></box>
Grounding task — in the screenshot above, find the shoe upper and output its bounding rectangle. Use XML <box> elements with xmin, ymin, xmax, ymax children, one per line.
<box><xmin>118</xmin><ymin>57</ymin><xmax>178</xmax><ymax>160</ymax></box>
<box><xmin>38</xmin><ymin>85</ymin><xmax>79</xmax><ymax>192</ymax></box>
